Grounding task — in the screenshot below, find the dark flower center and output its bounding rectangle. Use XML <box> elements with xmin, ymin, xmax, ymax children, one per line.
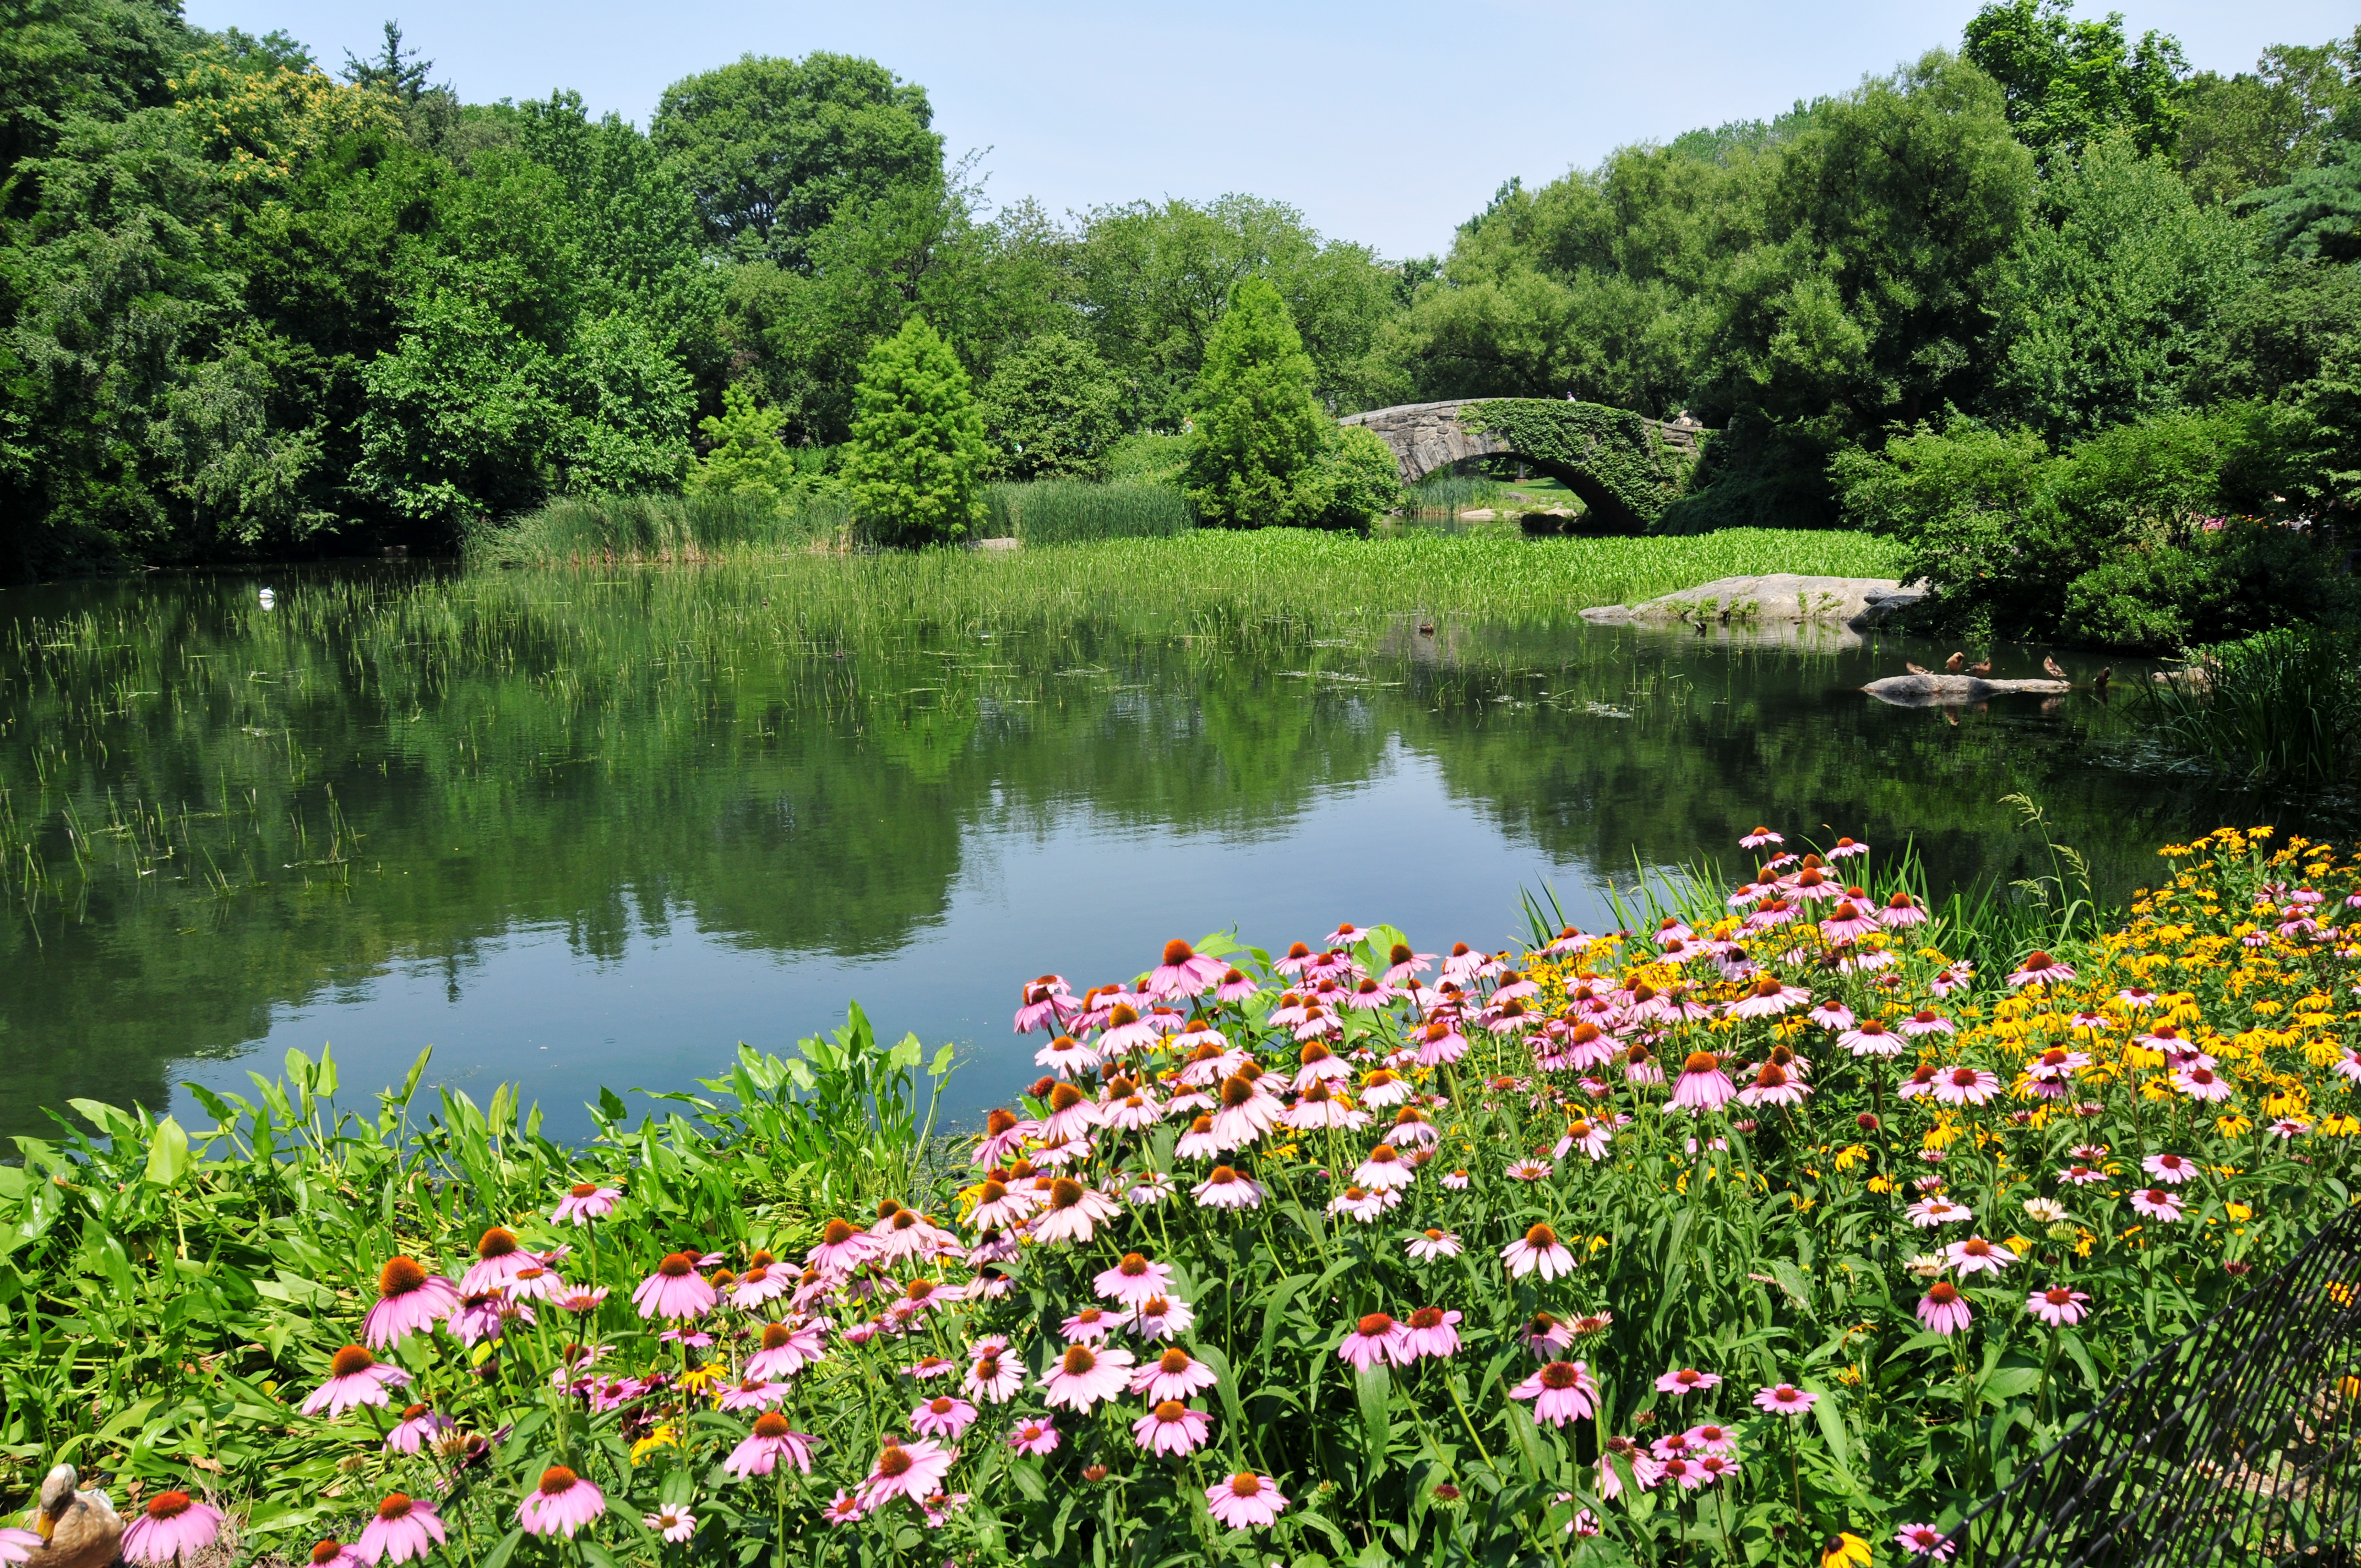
<box><xmin>657</xmin><ymin>1253</ymin><xmax>696</xmax><ymax>1277</ymax></box>
<box><xmin>1539</xmin><ymin>1362</ymin><xmax>1579</xmax><ymax>1390</ymax></box>
<box><xmin>378</xmin><ymin>1257</ymin><xmax>427</xmax><ymax>1296</ymax></box>
<box><xmin>537</xmin><ymin>1467</ymin><xmax>577</xmax><ymax>1496</ymax></box>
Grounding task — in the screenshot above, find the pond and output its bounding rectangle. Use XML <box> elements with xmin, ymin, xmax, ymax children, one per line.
<box><xmin>0</xmin><ymin>556</ymin><xmax>2327</xmax><ymax>1144</ymax></box>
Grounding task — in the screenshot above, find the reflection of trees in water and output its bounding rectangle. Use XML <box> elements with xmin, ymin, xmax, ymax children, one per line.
<box><xmin>2</xmin><ymin>579</ymin><xmax>2343</xmax><ymax>1135</ymax></box>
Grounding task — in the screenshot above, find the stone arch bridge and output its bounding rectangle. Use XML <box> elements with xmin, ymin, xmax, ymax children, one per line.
<box><xmin>1340</xmin><ymin>398</ymin><xmax>1703</xmax><ymax>531</ymax></box>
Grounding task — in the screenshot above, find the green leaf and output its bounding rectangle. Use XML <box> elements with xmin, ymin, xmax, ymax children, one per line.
<box><xmin>144</xmin><ymin>1117</ymin><xmax>192</xmax><ymax>1188</ymax></box>
<box><xmin>478</xmin><ymin>1526</ymin><xmax>526</xmax><ymax>1568</ymax></box>
<box><xmin>1981</xmin><ymin>1366</ymin><xmax>2045</xmax><ymax>1406</ymax></box>
<box><xmin>1810</xmin><ymin>1390</ymin><xmax>1854</xmax><ymax>1481</ymax></box>
<box><xmin>1356</xmin><ymin>1365</ymin><xmax>1391</xmax><ymax>1476</ymax></box>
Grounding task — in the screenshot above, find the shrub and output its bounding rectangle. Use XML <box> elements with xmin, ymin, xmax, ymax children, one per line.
<box><xmin>2059</xmin><ymin>516</ymin><xmax>2344</xmax><ymax>650</ymax></box>
<box><xmin>2151</xmin><ymin>621</ymin><xmax>2361</xmax><ymax>782</ymax></box>
<box><xmin>1103</xmin><ymin>431</ymin><xmax>1192</xmax><ymax>488</ymax></box>
<box><xmin>845</xmin><ymin>315</ymin><xmax>989</xmax><ymax>548</ymax></box>
<box><xmin>686</xmin><ymin>385</ymin><xmax>830</xmax><ymax>509</ymax></box>
<box><xmin>1317</xmin><ymin>423</ymin><xmax>1407</xmax><ymax>527</ymax></box>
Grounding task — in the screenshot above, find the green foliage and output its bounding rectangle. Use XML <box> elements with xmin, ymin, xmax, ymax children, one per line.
<box><xmin>2177</xmin><ymin>31</ymin><xmax>2361</xmax><ymax>204</ymax></box>
<box><xmin>1991</xmin><ymin>133</ymin><xmax>2256</xmax><ymax>439</ymax></box>
<box><xmin>1101</xmin><ymin>429</ymin><xmax>1191</xmax><ymax>487</ymax></box>
<box><xmin>684</xmin><ymin>384</ymin><xmax>809</xmax><ymax>507</ymax></box>
<box><xmin>980</xmin><ymin>480</ymin><xmax>1194</xmax><ymax>543</ymax></box>
<box><xmin>1834</xmin><ymin>406</ymin><xmax>2326</xmax><ymax>644</ymax></box>
<box><xmin>483</xmin><ymin>488</ymin><xmax>848</xmax><ymax>562</ymax></box>
<box><xmin>1185</xmin><ymin>277</ymin><xmax>1333</xmax><ymax>529</ymax></box>
<box><xmin>647</xmin><ymin>52</ymin><xmax>939</xmax><ymax>266</ymax></box>
<box><xmin>2151</xmin><ymin>621</ymin><xmax>2361</xmax><ymax>782</ymax></box>
<box><xmin>843</xmin><ymin>313</ymin><xmax>986</xmax><ymax>547</ymax></box>
<box><xmin>1464</xmin><ymin>400</ymin><xmax>1701</xmax><ymax>530</ymax></box>
<box><xmin>1319</xmin><ymin>422</ymin><xmax>1406</xmax><ymax>526</ymax></box>
<box><xmin>977</xmin><ymin>330</ymin><xmax>1122</xmax><ymax>480</ymax></box>
<box><xmin>2243</xmin><ymin>138</ymin><xmax>2361</xmax><ymax>264</ymax></box>
<box><xmin>1962</xmin><ymin>0</ymin><xmax>2189</xmax><ymax>161</ymax></box>
<box><xmin>1073</xmin><ymin>193</ymin><xmax>1397</xmax><ymax>427</ymax></box>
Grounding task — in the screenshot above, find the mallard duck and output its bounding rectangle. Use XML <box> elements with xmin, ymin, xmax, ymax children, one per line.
<box><xmin>1944</xmin><ymin>651</ymin><xmax>1963</xmax><ymax>672</ymax></box>
<box><xmin>1967</xmin><ymin>659</ymin><xmax>1991</xmax><ymax>677</ymax></box>
<box><xmin>2094</xmin><ymin>667</ymin><xmax>2112</xmax><ymax>698</ymax></box>
<box><xmin>1904</xmin><ymin>661</ymin><xmax>1933</xmax><ymax>677</ymax></box>
<box><xmin>25</xmin><ymin>1465</ymin><xmax>120</xmax><ymax>1568</ymax></box>
<box><xmin>2043</xmin><ymin>655</ymin><xmax>2068</xmax><ymax>680</ymax></box>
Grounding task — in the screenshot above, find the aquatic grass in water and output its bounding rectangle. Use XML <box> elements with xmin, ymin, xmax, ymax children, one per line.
<box><xmin>982</xmin><ymin>481</ymin><xmax>1195</xmax><ymax>543</ymax></box>
<box><xmin>2151</xmin><ymin>623</ymin><xmax>2360</xmax><ymax>785</ymax></box>
<box><xmin>4</xmin><ymin>826</ymin><xmax>2357</xmax><ymax>1560</ymax></box>
<box><xmin>483</xmin><ymin>491</ymin><xmax>854</xmax><ymax>564</ymax></box>
<box><xmin>1406</xmin><ymin>471</ymin><xmax>1505</xmax><ymax>514</ymax></box>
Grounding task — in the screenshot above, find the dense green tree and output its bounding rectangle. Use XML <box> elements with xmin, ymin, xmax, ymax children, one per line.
<box><xmin>1187</xmin><ymin>277</ymin><xmax>1331</xmax><ymax>528</ymax></box>
<box><xmin>978</xmin><ymin>331</ymin><xmax>1121</xmax><ymax>480</ymax></box>
<box><xmin>1073</xmin><ymin>194</ymin><xmax>1394</xmax><ymax>426</ymax></box>
<box><xmin>2243</xmin><ymin>140</ymin><xmax>2361</xmax><ymax>264</ymax></box>
<box><xmin>2178</xmin><ymin>32</ymin><xmax>2360</xmax><ymax>204</ymax></box>
<box><xmin>1320</xmin><ymin>423</ymin><xmax>1406</xmax><ymax>527</ymax></box>
<box><xmin>1990</xmin><ymin>134</ymin><xmax>2254</xmax><ymax>438</ymax></box>
<box><xmin>649</xmin><ymin>52</ymin><xmax>939</xmax><ymax>266</ymax></box>
<box><xmin>1962</xmin><ymin>0</ymin><xmax>2188</xmax><ymax>161</ymax></box>
<box><xmin>685</xmin><ymin>384</ymin><xmax>807</xmax><ymax>506</ymax></box>
<box><xmin>844</xmin><ymin>314</ymin><xmax>986</xmax><ymax>546</ymax></box>
<box><xmin>1</xmin><ymin>0</ymin><xmax>184</xmax><ymax>186</ymax></box>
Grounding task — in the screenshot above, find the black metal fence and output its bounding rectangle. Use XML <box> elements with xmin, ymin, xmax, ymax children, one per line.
<box><xmin>1943</xmin><ymin>1201</ymin><xmax>2361</xmax><ymax>1567</ymax></box>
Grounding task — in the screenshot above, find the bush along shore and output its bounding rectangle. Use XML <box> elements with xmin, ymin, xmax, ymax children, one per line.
<box><xmin>3</xmin><ymin>828</ymin><xmax>2359</xmax><ymax>1564</ymax></box>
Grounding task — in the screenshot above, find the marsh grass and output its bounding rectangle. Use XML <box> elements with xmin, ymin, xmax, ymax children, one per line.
<box><xmin>981</xmin><ymin>480</ymin><xmax>1195</xmax><ymax>543</ymax></box>
<box><xmin>481</xmin><ymin>491</ymin><xmax>852</xmax><ymax>564</ymax></box>
<box><xmin>2151</xmin><ymin>623</ymin><xmax>2361</xmax><ymax>785</ymax></box>
<box><xmin>1406</xmin><ymin>471</ymin><xmax>1506</xmax><ymax>514</ymax></box>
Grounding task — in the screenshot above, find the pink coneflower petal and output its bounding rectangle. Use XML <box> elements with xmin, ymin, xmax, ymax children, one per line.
<box><xmin>121</xmin><ymin>1493</ymin><xmax>225</xmax><ymax>1567</ymax></box>
<box><xmin>355</xmin><ymin>1494</ymin><xmax>446</xmax><ymax>1565</ymax></box>
<box><xmin>551</xmin><ymin>1182</ymin><xmax>621</xmax><ymax>1226</ymax></box>
<box><xmin>518</xmin><ymin>1468</ymin><xmax>606</xmax><ymax>1538</ymax></box>
<box><xmin>1204</xmin><ymin>1472</ymin><xmax>1290</xmax><ymax>1529</ymax></box>
<box><xmin>1132</xmin><ymin>1400</ymin><xmax>1212</xmax><ymax>1456</ymax></box>
<box><xmin>1510</xmin><ymin>1360</ymin><xmax>1600</xmax><ymax>1426</ymax></box>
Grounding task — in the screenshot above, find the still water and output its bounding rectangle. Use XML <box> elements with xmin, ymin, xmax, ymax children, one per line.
<box><xmin>0</xmin><ymin>563</ymin><xmax>2320</xmax><ymax>1143</ymax></box>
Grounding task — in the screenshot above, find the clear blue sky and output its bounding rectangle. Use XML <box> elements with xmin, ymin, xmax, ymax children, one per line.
<box><xmin>182</xmin><ymin>0</ymin><xmax>2355</xmax><ymax>260</ymax></box>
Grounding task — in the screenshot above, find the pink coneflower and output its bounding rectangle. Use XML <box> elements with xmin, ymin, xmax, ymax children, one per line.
<box><xmin>1805</xmin><ymin>997</ymin><xmax>1856</xmax><ymax>1031</ymax></box>
<box><xmin>1898</xmin><ymin>1008</ymin><xmax>1955</xmax><ymax>1037</ymax></box>
<box><xmin>551</xmin><ymin>1181</ymin><xmax>622</xmax><ymax>1226</ymax></box>
<box><xmin>1933</xmin><ymin>1066</ymin><xmax>2000</xmax><ymax>1107</ymax></box>
<box><xmin>1097</xmin><ymin>1003</ymin><xmax>1162</xmax><ymax>1056</ymax></box>
<box><xmin>1654</xmin><ymin>1367</ymin><xmax>1721</xmax><ymax>1396</ymax></box>
<box><xmin>2131</xmin><ymin>1188</ymin><xmax>2185</xmax><ymax>1221</ymax></box>
<box><xmin>973</xmin><ymin>1410</ymin><xmax>1047</xmax><ymax>1465</ymax></box>
<box><xmin>1031</xmin><ymin>1177</ymin><xmax>1122</xmax><ymax>1246</ymax></box>
<box><xmin>1443</xmin><ymin>1167</ymin><xmax>1473</xmax><ymax>1189</ymax></box>
<box><xmin>1194</xmin><ymin>1165</ymin><xmax>1263</xmax><ymax>1210</ymax></box>
<box><xmin>1906</xmin><ymin>1196</ymin><xmax>1973</xmax><ymax>1227</ymax></box>
<box><xmin>1671</xmin><ymin>1051</ymin><xmax>1736</xmax><ymax>1113</ymax></box>
<box><xmin>2271</xmin><ymin>1117</ymin><xmax>2313</xmax><ymax>1138</ymax></box>
<box><xmin>351</xmin><ymin>1494</ymin><xmax>444</xmax><ymax>1566</ymax></box>
<box><xmin>2058</xmin><ymin>1164</ymin><xmax>2108</xmax><ymax>1186</ymax></box>
<box><xmin>1359</xmin><ymin>1068</ymin><xmax>1413</xmax><ymax>1108</ymax></box>
<box><xmin>1945</xmin><ymin>1236</ymin><xmax>2016</xmax><ymax>1276</ymax></box>
<box><xmin>1128</xmin><ymin>1291</ymin><xmax>1189</xmax><ymax>1338</ymax></box>
<box><xmin>1896</xmin><ymin>1523</ymin><xmax>1956</xmax><ymax>1560</ymax></box>
<box><xmin>518</xmin><ymin>1468</ymin><xmax>605</xmax><ymax>1538</ymax></box>
<box><xmin>1354</xmin><ymin>1144</ymin><xmax>1416</xmax><ymax>1191</ymax></box>
<box><xmin>1917</xmin><ymin>1282</ymin><xmax>1972</xmax><ymax>1336</ymax></box>
<box><xmin>1328</xmin><ymin>1185</ymin><xmax>1391</xmax><ymax>1223</ymax></box>
<box><xmin>1</xmin><ymin>1531</ymin><xmax>42</xmax><ymax>1567</ymax></box>
<box><xmin>1035</xmin><ymin>1081</ymin><xmax>1101</xmax><ymax>1145</ymax></box>
<box><xmin>973</xmin><ymin>1107</ymin><xmax>1032</xmax><ymax>1167</ymax></box>
<box><xmin>641</xmin><ymin>1506</ymin><xmax>695</xmax><ymax>1544</ymax></box>
<box><xmin>632</xmin><ymin>1253</ymin><xmax>717</xmax><ymax>1320</ymax></box>
<box><xmin>1096</xmin><ymin>1252</ymin><xmax>1175</xmax><ymax>1310</ymax></box>
<box><xmin>1061</xmin><ymin>1305</ymin><xmax>1120</xmax><ymax>1342</ymax></box>
<box><xmin>858</xmin><ymin>1439</ymin><xmax>956</xmax><ymax>1511</ymax></box>
<box><xmin>451</xmin><ymin>1292</ymin><xmax>529</xmax><ymax>1348</ymax></box>
<box><xmin>1598</xmin><ymin>1438</ymin><xmax>1666</xmax><ymax>1499</ymax></box>
<box><xmin>1511</xmin><ymin>1360</ymin><xmax>1600</xmax><ymax>1426</ymax></box>
<box><xmin>1740</xmin><ymin>825</ymin><xmax>1783</xmax><ymax>848</ymax></box>
<box><xmin>747</xmin><ymin>1319</ymin><xmax>828</xmax><ymax>1381</ymax></box>
<box><xmin>1752</xmin><ymin>1383</ymin><xmax>1817</xmax><ymax>1416</ymax></box>
<box><xmin>1685</xmin><ymin>1420</ymin><xmax>1740</xmax><ymax>1454</ymax></box>
<box><xmin>1821</xmin><ymin>900</ymin><xmax>1879</xmax><ymax>943</ymax></box>
<box><xmin>2173</xmin><ymin>1065</ymin><xmax>2234</xmax><ymax>1102</ymax></box>
<box><xmin>2008</xmin><ymin>950</ymin><xmax>2074</xmax><ymax>988</ymax></box>
<box><xmin>1126</xmin><ymin>1170</ymin><xmax>1176</xmax><ymax>1206</ymax></box>
<box><xmin>2144</xmin><ymin>1153</ymin><xmax>2197</xmax><ymax>1184</ymax></box>
<box><xmin>1559</xmin><ymin>1117</ymin><xmax>1613</xmax><ymax>1162</ymax></box>
<box><xmin>1521</xmin><ymin>1311</ymin><xmax>1575</xmax><ymax>1357</ymax></box>
<box><xmin>382</xmin><ymin>1403</ymin><xmax>454</xmax><ymax>1456</ymax></box>
<box><xmin>2028</xmin><ymin>1047</ymin><xmax>2091</xmax><ymax>1082</ymax></box>
<box><xmin>717</xmin><ymin>1374</ymin><xmax>788</xmax><ymax>1412</ymax></box>
<box><xmin>1174</xmin><ymin>1114</ymin><xmax>1223</xmax><ymax>1162</ymax></box>
<box><xmin>1728</xmin><ymin>973</ymin><xmax>1808</xmax><ymax>1019</ymax></box>
<box><xmin>1841</xmin><ymin>1019</ymin><xmax>1905</xmax><ymax>1058</ymax></box>
<box><xmin>1505</xmin><ymin>1158</ymin><xmax>1555</xmax><ymax>1182</ymax></box>
<box><xmin>804</xmin><ymin>1218</ymin><xmax>877</xmax><ymax>1277</ymax></box>
<box><xmin>1406</xmin><ymin>1228</ymin><xmax>1462</xmax><ymax>1261</ymax></box>
<box><xmin>361</xmin><ymin>1257</ymin><xmax>459</xmax><ymax>1349</ymax></box>
<box><xmin>120</xmin><ymin>1493</ymin><xmax>225</xmax><ymax>1568</ymax></box>
<box><xmin>2027</xmin><ymin>1285</ymin><xmax>2091</xmax><ymax>1327</ymax></box>
<box><xmin>1128</xmin><ymin>1345</ymin><xmax>1217</xmax><ymax>1403</ymax></box>
<box><xmin>1876</xmin><ymin>890</ymin><xmax>1926</xmax><ymax>928</ymax></box>
<box><xmin>1339</xmin><ymin>1313</ymin><xmax>1412</xmax><ymax>1372</ymax></box>
<box><xmin>1146</xmin><ymin>938</ymin><xmax>1225</xmax><ymax>999</ymax></box>
<box><xmin>1738</xmin><ymin>1062</ymin><xmax>1810</xmax><ymax>1109</ymax></box>
<box><xmin>1211</xmin><ymin>965</ymin><xmax>1259</xmax><ymax>1002</ymax></box>
<box><xmin>1402</xmin><ymin>1306</ymin><xmax>1462</xmax><ymax>1360</ymax></box>
<box><xmin>1013</xmin><ymin>974</ymin><xmax>1074</xmax><ymax>1033</ymax></box>
<box><xmin>1040</xmin><ymin>1343</ymin><xmax>1135</xmax><ymax>1412</ymax></box>
<box><xmin>910</xmin><ymin>1395</ymin><xmax>977</xmax><ymax>1440</ymax></box>
<box><xmin>1382</xmin><ymin>940</ymin><xmax>1437</xmax><ymax>982</ymax></box>
<box><xmin>301</xmin><ymin>1344</ymin><xmax>411</xmax><ymax>1416</ymax></box>
<box><xmin>1210</xmin><ymin>1074</ymin><xmax>1282</xmax><ymax>1149</ymax></box>
<box><xmin>1503</xmin><ymin>1222</ymin><xmax>1576</xmax><ymax>1281</ymax></box>
<box><xmin>457</xmin><ymin>1229</ymin><xmax>538</xmax><ymax>1297</ymax></box>
<box><xmin>1205</xmin><ymin>1472</ymin><xmax>1289</xmax><ymax>1529</ymax></box>
<box><xmin>1114</xmin><ymin>1398</ymin><xmax>1210</xmax><ymax>1457</ymax></box>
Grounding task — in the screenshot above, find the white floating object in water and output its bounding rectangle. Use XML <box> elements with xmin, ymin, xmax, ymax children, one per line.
<box><xmin>257</xmin><ymin>587</ymin><xmax>276</xmax><ymax>611</ymax></box>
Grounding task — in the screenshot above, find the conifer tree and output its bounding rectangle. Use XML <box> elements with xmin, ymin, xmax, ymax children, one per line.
<box><xmin>844</xmin><ymin>316</ymin><xmax>988</xmax><ymax>546</ymax></box>
<box><xmin>1187</xmin><ymin>277</ymin><xmax>1332</xmax><ymax>528</ymax></box>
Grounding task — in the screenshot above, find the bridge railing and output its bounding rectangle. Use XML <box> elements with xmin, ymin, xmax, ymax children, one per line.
<box><xmin>1939</xmin><ymin>1200</ymin><xmax>2361</xmax><ymax>1567</ymax></box>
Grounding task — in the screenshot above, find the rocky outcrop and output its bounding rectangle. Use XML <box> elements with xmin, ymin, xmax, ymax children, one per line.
<box><xmin>1579</xmin><ymin>574</ymin><xmax>1928</xmax><ymax>633</ymax></box>
<box><xmin>1861</xmin><ymin>674</ymin><xmax>2071</xmax><ymax>706</ymax></box>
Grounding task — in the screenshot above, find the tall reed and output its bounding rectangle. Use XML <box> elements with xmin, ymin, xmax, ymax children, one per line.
<box><xmin>1405</xmin><ymin>471</ymin><xmax>1505</xmax><ymax>514</ymax></box>
<box><xmin>2151</xmin><ymin>622</ymin><xmax>2360</xmax><ymax>783</ymax></box>
<box><xmin>982</xmin><ymin>480</ymin><xmax>1195</xmax><ymax>543</ymax></box>
<box><xmin>478</xmin><ymin>491</ymin><xmax>852</xmax><ymax>564</ymax></box>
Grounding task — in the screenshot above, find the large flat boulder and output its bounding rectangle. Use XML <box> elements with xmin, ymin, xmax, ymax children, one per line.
<box><xmin>1580</xmin><ymin>574</ymin><xmax>1928</xmax><ymax>632</ymax></box>
<box><xmin>1862</xmin><ymin>673</ymin><xmax>2071</xmax><ymax>706</ymax></box>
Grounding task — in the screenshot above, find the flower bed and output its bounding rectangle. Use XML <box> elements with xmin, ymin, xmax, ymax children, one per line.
<box><xmin>4</xmin><ymin>830</ymin><xmax>2358</xmax><ymax>1566</ymax></box>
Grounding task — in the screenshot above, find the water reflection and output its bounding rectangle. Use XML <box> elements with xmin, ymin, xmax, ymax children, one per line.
<box><xmin>1</xmin><ymin>568</ymin><xmax>2339</xmax><ymax>1142</ymax></box>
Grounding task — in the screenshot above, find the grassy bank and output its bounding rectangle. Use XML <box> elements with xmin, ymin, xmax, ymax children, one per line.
<box><xmin>455</xmin><ymin>526</ymin><xmax>1906</xmax><ymax>630</ymax></box>
<box><xmin>2</xmin><ymin>826</ymin><xmax>2355</xmax><ymax>1562</ymax></box>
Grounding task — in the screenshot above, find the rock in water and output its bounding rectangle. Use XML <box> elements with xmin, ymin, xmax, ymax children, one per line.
<box><xmin>1862</xmin><ymin>673</ymin><xmax>2071</xmax><ymax>707</ymax></box>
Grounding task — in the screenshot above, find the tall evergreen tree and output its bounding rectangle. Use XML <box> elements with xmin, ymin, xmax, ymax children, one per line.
<box><xmin>1187</xmin><ymin>276</ymin><xmax>1332</xmax><ymax>528</ymax></box>
<box><xmin>844</xmin><ymin>314</ymin><xmax>985</xmax><ymax>546</ymax></box>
